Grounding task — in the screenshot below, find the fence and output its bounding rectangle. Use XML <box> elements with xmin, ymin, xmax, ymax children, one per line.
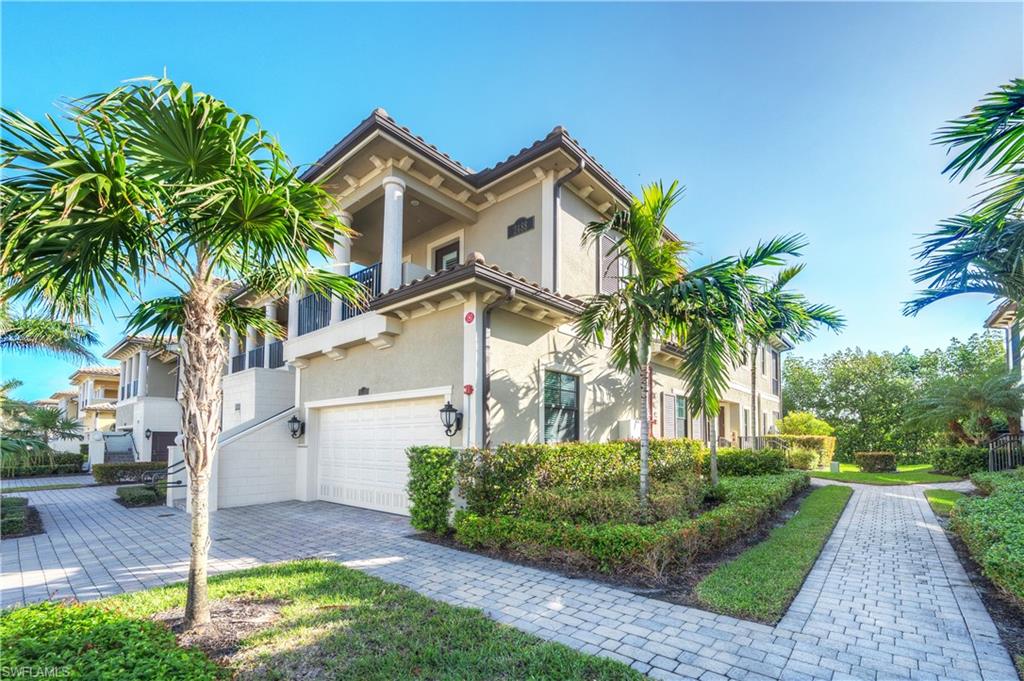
<box><xmin>989</xmin><ymin>433</ymin><xmax>1023</xmax><ymax>471</ymax></box>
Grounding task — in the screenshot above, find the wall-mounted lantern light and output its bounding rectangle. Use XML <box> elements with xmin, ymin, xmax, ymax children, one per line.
<box><xmin>439</xmin><ymin>401</ymin><xmax>463</xmax><ymax>437</ymax></box>
<box><xmin>287</xmin><ymin>415</ymin><xmax>305</xmax><ymax>439</ymax></box>
<box><xmin>144</xmin><ymin>428</ymin><xmax>152</xmax><ymax>440</ymax></box>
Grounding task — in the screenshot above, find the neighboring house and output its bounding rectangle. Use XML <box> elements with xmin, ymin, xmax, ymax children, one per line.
<box><xmin>45</xmin><ymin>389</ymin><xmax>80</xmax><ymax>454</ymax></box>
<box><xmin>189</xmin><ymin>109</ymin><xmax>787</xmax><ymax>516</ymax></box>
<box><xmin>985</xmin><ymin>300</ymin><xmax>1022</xmax><ymax>380</ymax></box>
<box><xmin>102</xmin><ymin>336</ymin><xmax>182</xmax><ymax>464</ymax></box>
<box><xmin>68</xmin><ymin>366</ymin><xmax>119</xmax><ymax>435</ymax></box>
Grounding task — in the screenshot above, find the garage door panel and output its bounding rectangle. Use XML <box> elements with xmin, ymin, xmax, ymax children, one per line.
<box><xmin>317</xmin><ymin>395</ymin><xmax>447</xmax><ymax>515</ymax></box>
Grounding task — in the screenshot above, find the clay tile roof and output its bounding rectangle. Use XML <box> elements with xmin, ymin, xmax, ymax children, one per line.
<box><xmin>83</xmin><ymin>401</ymin><xmax>117</xmax><ymax>412</ymax></box>
<box><xmin>69</xmin><ymin>365</ymin><xmax>120</xmax><ymax>380</ymax></box>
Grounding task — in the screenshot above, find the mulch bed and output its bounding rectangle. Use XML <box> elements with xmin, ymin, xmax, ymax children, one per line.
<box><xmin>152</xmin><ymin>598</ymin><xmax>286</xmax><ymax>662</ymax></box>
<box><xmin>416</xmin><ymin>485</ymin><xmax>814</xmax><ymax>609</ymax></box>
<box><xmin>935</xmin><ymin>515</ymin><xmax>1024</xmax><ymax>674</ymax></box>
<box><xmin>2</xmin><ymin>506</ymin><xmax>44</xmax><ymax>539</ymax></box>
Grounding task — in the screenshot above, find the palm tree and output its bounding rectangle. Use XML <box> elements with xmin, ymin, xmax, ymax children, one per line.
<box><xmin>20</xmin><ymin>406</ymin><xmax>83</xmax><ymax>444</ymax></box>
<box><xmin>0</xmin><ymin>306</ymin><xmax>98</xmax><ymax>362</ymax></box>
<box><xmin>907</xmin><ymin>79</ymin><xmax>1024</xmax><ymax>315</ymax></box>
<box><xmin>746</xmin><ymin>266</ymin><xmax>844</xmax><ymax>439</ymax></box>
<box><xmin>1</xmin><ymin>77</ymin><xmax>363</xmax><ymax>630</ymax></box>
<box><xmin>910</xmin><ymin>372</ymin><xmax>1024</xmax><ymax>444</ymax></box>
<box><xmin>577</xmin><ymin>181</ymin><xmax>808</xmax><ymax>493</ymax></box>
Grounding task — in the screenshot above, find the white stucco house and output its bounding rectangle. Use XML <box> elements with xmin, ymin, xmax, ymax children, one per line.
<box><xmin>169</xmin><ymin>110</ymin><xmax>787</xmax><ymax>517</ymax></box>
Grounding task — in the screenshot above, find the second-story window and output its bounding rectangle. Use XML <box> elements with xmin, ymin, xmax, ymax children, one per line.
<box><xmin>434</xmin><ymin>241</ymin><xmax>460</xmax><ymax>271</ymax></box>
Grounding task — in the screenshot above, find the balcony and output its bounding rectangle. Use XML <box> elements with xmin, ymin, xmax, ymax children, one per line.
<box><xmin>297</xmin><ymin>262</ymin><xmax>381</xmax><ymax>336</ymax></box>
<box><xmin>247</xmin><ymin>346</ymin><xmax>265</xmax><ymax>369</ymax></box>
<box><xmin>268</xmin><ymin>341</ymin><xmax>284</xmax><ymax>369</ymax></box>
<box><xmin>231</xmin><ymin>353</ymin><xmax>246</xmax><ymax>373</ymax></box>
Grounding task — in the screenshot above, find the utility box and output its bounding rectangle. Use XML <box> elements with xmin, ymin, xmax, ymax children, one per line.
<box><xmin>830</xmin><ymin>461</ymin><xmax>840</xmax><ymax>473</ymax></box>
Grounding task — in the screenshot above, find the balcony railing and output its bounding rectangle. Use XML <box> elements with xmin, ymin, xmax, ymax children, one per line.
<box><xmin>989</xmin><ymin>433</ymin><xmax>1023</xmax><ymax>471</ymax></box>
<box><xmin>231</xmin><ymin>353</ymin><xmax>246</xmax><ymax>373</ymax></box>
<box><xmin>131</xmin><ymin>380</ymin><xmax>138</xmax><ymax>397</ymax></box>
<box><xmin>297</xmin><ymin>262</ymin><xmax>382</xmax><ymax>336</ymax></box>
<box><xmin>268</xmin><ymin>341</ymin><xmax>285</xmax><ymax>369</ymax></box>
<box><xmin>247</xmin><ymin>346</ymin><xmax>265</xmax><ymax>369</ymax></box>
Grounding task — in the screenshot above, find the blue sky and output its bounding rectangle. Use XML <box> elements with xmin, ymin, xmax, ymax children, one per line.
<box><xmin>3</xmin><ymin>1</ymin><xmax>1022</xmax><ymax>401</ymax></box>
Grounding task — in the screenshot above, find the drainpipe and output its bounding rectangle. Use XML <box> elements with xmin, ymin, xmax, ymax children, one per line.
<box><xmin>552</xmin><ymin>158</ymin><xmax>586</xmax><ymax>294</ymax></box>
<box><xmin>481</xmin><ymin>286</ymin><xmax>517</xmax><ymax>449</ymax></box>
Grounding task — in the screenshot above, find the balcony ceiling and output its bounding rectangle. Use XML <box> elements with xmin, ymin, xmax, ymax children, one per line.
<box><xmin>351</xmin><ymin>189</ymin><xmax>454</xmax><ymax>263</ymax></box>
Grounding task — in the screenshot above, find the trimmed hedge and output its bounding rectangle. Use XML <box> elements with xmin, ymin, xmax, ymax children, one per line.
<box><xmin>785</xmin><ymin>447</ymin><xmax>818</xmax><ymax>470</ymax></box>
<box><xmin>116</xmin><ymin>486</ymin><xmax>160</xmax><ymax>507</ymax></box>
<box><xmin>519</xmin><ymin>476</ymin><xmax>704</xmax><ymax>525</ymax></box>
<box><xmin>407</xmin><ymin>446</ymin><xmax>457</xmax><ymax>533</ymax></box>
<box><xmin>454</xmin><ymin>472</ymin><xmax>808</xmax><ymax>579</ymax></box>
<box><xmin>1</xmin><ymin>452</ymin><xmax>84</xmax><ymax>478</ymax></box>
<box><xmin>951</xmin><ymin>469</ymin><xmax>1024</xmax><ymax>607</ymax></box>
<box><xmin>763</xmin><ymin>435</ymin><xmax>836</xmax><ymax>468</ymax></box>
<box><xmin>715</xmin><ymin>448</ymin><xmax>786</xmax><ymax>476</ymax></box>
<box><xmin>455</xmin><ymin>439</ymin><xmax>707</xmax><ymax>516</ymax></box>
<box><xmin>92</xmin><ymin>462</ymin><xmax>166</xmax><ymax>485</ymax></box>
<box><xmin>0</xmin><ymin>496</ymin><xmax>30</xmax><ymax>536</ymax></box>
<box><xmin>853</xmin><ymin>452</ymin><xmax>896</xmax><ymax>473</ymax></box>
<box><xmin>928</xmin><ymin>446</ymin><xmax>987</xmax><ymax>477</ymax></box>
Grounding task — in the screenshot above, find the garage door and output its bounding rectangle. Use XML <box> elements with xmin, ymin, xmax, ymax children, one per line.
<box><xmin>316</xmin><ymin>395</ymin><xmax>447</xmax><ymax>515</ymax></box>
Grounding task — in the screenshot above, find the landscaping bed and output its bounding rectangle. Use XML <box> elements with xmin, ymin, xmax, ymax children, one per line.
<box><xmin>0</xmin><ymin>560</ymin><xmax>641</xmax><ymax>681</ymax></box>
<box><xmin>115</xmin><ymin>484</ymin><xmax>166</xmax><ymax>508</ymax></box>
<box><xmin>0</xmin><ymin>496</ymin><xmax>43</xmax><ymax>539</ymax></box>
<box><xmin>1</xmin><ymin>452</ymin><xmax>85</xmax><ymax>478</ymax></box>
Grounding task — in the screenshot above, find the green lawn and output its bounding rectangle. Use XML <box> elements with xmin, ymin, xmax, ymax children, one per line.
<box><xmin>808</xmin><ymin>463</ymin><xmax>960</xmax><ymax>485</ymax></box>
<box><xmin>2</xmin><ymin>560</ymin><xmax>641</xmax><ymax>681</ymax></box>
<box><xmin>0</xmin><ymin>482</ymin><xmax>87</xmax><ymax>493</ymax></box>
<box><xmin>924</xmin><ymin>489</ymin><xmax>966</xmax><ymax>517</ymax></box>
<box><xmin>695</xmin><ymin>485</ymin><xmax>853</xmax><ymax>622</ymax></box>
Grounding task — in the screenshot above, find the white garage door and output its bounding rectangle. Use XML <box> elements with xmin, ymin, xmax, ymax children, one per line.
<box><xmin>316</xmin><ymin>395</ymin><xmax>447</xmax><ymax>515</ymax></box>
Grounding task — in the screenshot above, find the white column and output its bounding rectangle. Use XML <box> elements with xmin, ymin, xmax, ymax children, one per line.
<box><xmin>264</xmin><ymin>302</ymin><xmax>276</xmax><ymax>367</ymax></box>
<box><xmin>245</xmin><ymin>325</ymin><xmax>256</xmax><ymax>369</ymax></box>
<box><xmin>138</xmin><ymin>350</ymin><xmax>149</xmax><ymax>397</ymax></box>
<box><xmin>120</xmin><ymin>360</ymin><xmax>127</xmax><ymax>400</ymax></box>
<box><xmin>131</xmin><ymin>355</ymin><xmax>140</xmax><ymax>397</ymax></box>
<box><xmin>288</xmin><ymin>286</ymin><xmax>300</xmax><ymax>339</ymax></box>
<box><xmin>381</xmin><ymin>176</ymin><xmax>405</xmax><ymax>293</ymax></box>
<box><xmin>331</xmin><ymin>210</ymin><xmax>353</xmax><ymax>324</ymax></box>
<box><xmin>228</xmin><ymin>328</ymin><xmax>239</xmax><ymax>358</ymax></box>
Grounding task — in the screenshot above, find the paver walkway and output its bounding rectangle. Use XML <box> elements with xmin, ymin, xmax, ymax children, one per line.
<box><xmin>0</xmin><ymin>473</ymin><xmax>93</xmax><ymax>490</ymax></box>
<box><xmin>1</xmin><ymin>480</ymin><xmax>1016</xmax><ymax>680</ymax></box>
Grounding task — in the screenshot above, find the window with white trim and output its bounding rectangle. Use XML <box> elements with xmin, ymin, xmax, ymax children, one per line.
<box><xmin>544</xmin><ymin>371</ymin><xmax>579</xmax><ymax>443</ymax></box>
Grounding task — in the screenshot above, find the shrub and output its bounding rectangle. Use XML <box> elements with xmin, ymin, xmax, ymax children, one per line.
<box><xmin>762</xmin><ymin>435</ymin><xmax>836</xmax><ymax>468</ymax></box>
<box><xmin>454</xmin><ymin>472</ymin><xmax>808</xmax><ymax>579</ymax></box>
<box><xmin>116</xmin><ymin>486</ymin><xmax>160</xmax><ymax>507</ymax></box>
<box><xmin>853</xmin><ymin>452</ymin><xmax>896</xmax><ymax>473</ymax></box>
<box><xmin>951</xmin><ymin>469</ymin><xmax>1024</xmax><ymax>607</ymax></box>
<box><xmin>778</xmin><ymin>412</ymin><xmax>834</xmax><ymax>436</ymax></box>
<box><xmin>786</xmin><ymin>447</ymin><xmax>819</xmax><ymax>470</ymax></box>
<box><xmin>519</xmin><ymin>476</ymin><xmax>704</xmax><ymax>525</ymax></box>
<box><xmin>928</xmin><ymin>446</ymin><xmax>987</xmax><ymax>477</ymax></box>
<box><xmin>0</xmin><ymin>452</ymin><xmax>84</xmax><ymax>478</ymax></box>
<box><xmin>454</xmin><ymin>439</ymin><xmax>706</xmax><ymax>515</ymax></box>
<box><xmin>0</xmin><ymin>496</ymin><xmax>29</xmax><ymax>536</ymax></box>
<box><xmin>715</xmin><ymin>448</ymin><xmax>786</xmax><ymax>476</ymax></box>
<box><xmin>407</xmin><ymin>446</ymin><xmax>456</xmax><ymax>533</ymax></box>
<box><xmin>92</xmin><ymin>462</ymin><xmax>166</xmax><ymax>485</ymax></box>
<box><xmin>0</xmin><ymin>601</ymin><xmax>222</xmax><ymax>680</ymax></box>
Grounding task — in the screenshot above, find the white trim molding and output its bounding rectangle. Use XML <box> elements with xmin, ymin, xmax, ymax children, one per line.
<box><xmin>304</xmin><ymin>385</ymin><xmax>453</xmax><ymax>411</ymax></box>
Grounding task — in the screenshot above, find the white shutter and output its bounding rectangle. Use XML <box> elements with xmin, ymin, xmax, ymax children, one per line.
<box><xmin>662</xmin><ymin>393</ymin><xmax>676</xmax><ymax>439</ymax></box>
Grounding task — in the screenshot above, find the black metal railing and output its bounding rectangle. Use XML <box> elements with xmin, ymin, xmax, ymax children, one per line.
<box><xmin>268</xmin><ymin>341</ymin><xmax>284</xmax><ymax>369</ymax></box>
<box><xmin>131</xmin><ymin>380</ymin><xmax>138</xmax><ymax>397</ymax></box>
<box><xmin>231</xmin><ymin>354</ymin><xmax>246</xmax><ymax>373</ymax></box>
<box><xmin>737</xmin><ymin>435</ymin><xmax>791</xmax><ymax>451</ymax></box>
<box><xmin>296</xmin><ymin>262</ymin><xmax>383</xmax><ymax>335</ymax></box>
<box><xmin>247</xmin><ymin>346</ymin><xmax>265</xmax><ymax>369</ymax></box>
<box><xmin>989</xmin><ymin>433</ymin><xmax>1023</xmax><ymax>471</ymax></box>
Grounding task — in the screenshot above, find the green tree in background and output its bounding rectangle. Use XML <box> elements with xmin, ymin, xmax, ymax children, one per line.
<box><xmin>777</xmin><ymin>411</ymin><xmax>834</xmax><ymax>436</ymax></box>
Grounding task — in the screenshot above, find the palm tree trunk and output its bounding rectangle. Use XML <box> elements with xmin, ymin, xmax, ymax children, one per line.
<box><xmin>181</xmin><ymin>272</ymin><xmax>226</xmax><ymax>631</ymax></box>
<box><xmin>709</xmin><ymin>412</ymin><xmax>720</xmax><ymax>486</ymax></box>
<box><xmin>750</xmin><ymin>343</ymin><xmax>758</xmax><ymax>444</ymax></box>
<box><xmin>638</xmin><ymin>334</ymin><xmax>651</xmax><ymax>504</ymax></box>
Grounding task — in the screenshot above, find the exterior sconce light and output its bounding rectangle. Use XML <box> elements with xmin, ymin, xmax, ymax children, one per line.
<box><xmin>439</xmin><ymin>401</ymin><xmax>462</xmax><ymax>437</ymax></box>
<box><xmin>144</xmin><ymin>428</ymin><xmax>152</xmax><ymax>440</ymax></box>
<box><xmin>287</xmin><ymin>415</ymin><xmax>305</xmax><ymax>439</ymax></box>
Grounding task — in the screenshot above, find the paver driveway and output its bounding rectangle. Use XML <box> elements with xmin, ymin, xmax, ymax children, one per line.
<box><xmin>1</xmin><ymin>480</ymin><xmax>1016</xmax><ymax>680</ymax></box>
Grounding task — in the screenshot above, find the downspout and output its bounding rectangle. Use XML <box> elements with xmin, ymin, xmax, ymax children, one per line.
<box><xmin>552</xmin><ymin>158</ymin><xmax>586</xmax><ymax>294</ymax></box>
<box><xmin>481</xmin><ymin>286</ymin><xmax>517</xmax><ymax>449</ymax></box>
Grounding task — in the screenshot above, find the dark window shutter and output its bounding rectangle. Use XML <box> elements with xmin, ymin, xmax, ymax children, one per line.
<box><xmin>662</xmin><ymin>393</ymin><xmax>676</xmax><ymax>439</ymax></box>
<box><xmin>599</xmin><ymin>234</ymin><xmax>617</xmax><ymax>294</ymax></box>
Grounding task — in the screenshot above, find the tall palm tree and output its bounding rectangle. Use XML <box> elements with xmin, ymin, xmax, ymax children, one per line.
<box><xmin>0</xmin><ymin>306</ymin><xmax>98</xmax><ymax>362</ymax></box>
<box><xmin>577</xmin><ymin>181</ymin><xmax>807</xmax><ymax>493</ymax></box>
<box><xmin>746</xmin><ymin>266</ymin><xmax>844</xmax><ymax>439</ymax></box>
<box><xmin>1</xmin><ymin>77</ymin><xmax>363</xmax><ymax>630</ymax></box>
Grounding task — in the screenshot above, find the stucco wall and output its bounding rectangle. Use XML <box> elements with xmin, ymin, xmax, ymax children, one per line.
<box><xmin>116</xmin><ymin>397</ymin><xmax>181</xmax><ymax>461</ymax></box>
<box><xmin>217</xmin><ymin>411</ymin><xmax>297</xmax><ymax>508</ymax></box>
<box><xmin>557</xmin><ymin>189</ymin><xmax>602</xmax><ymax>299</ymax></box>
<box><xmin>299</xmin><ymin>305</ymin><xmax>465</xmax><ymax>414</ymax></box>
<box><xmin>147</xmin><ymin>357</ymin><xmax>178</xmax><ymax>398</ymax></box>
<box><xmin>221</xmin><ymin>367</ymin><xmax>294</xmax><ymax>431</ymax></box>
<box><xmin>488</xmin><ymin>310</ymin><xmax>640</xmax><ymax>444</ymax></box>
